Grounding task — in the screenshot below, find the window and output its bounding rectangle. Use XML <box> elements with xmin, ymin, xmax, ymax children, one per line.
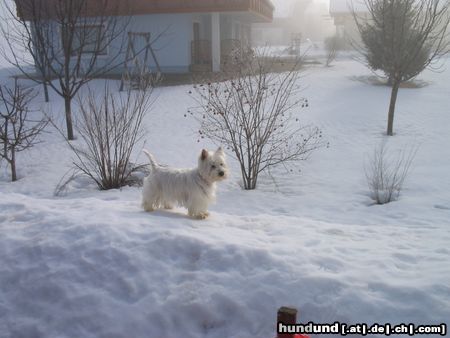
<box><xmin>70</xmin><ymin>24</ymin><xmax>108</xmax><ymax>56</ymax></box>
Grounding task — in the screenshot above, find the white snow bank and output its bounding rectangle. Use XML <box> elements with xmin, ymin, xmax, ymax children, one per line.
<box><xmin>1</xmin><ymin>59</ymin><xmax>450</xmax><ymax>337</ymax></box>
<box><xmin>1</xmin><ymin>191</ymin><xmax>449</xmax><ymax>338</ymax></box>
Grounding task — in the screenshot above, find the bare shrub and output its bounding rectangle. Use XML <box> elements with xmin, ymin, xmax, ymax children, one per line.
<box><xmin>365</xmin><ymin>142</ymin><xmax>417</xmax><ymax>204</ymax></box>
<box><xmin>324</xmin><ymin>35</ymin><xmax>344</xmax><ymax>67</ymax></box>
<box><xmin>0</xmin><ymin>79</ymin><xmax>48</xmax><ymax>181</ymax></box>
<box><xmin>62</xmin><ymin>82</ymin><xmax>153</xmax><ymax>190</ymax></box>
<box><xmin>190</xmin><ymin>50</ymin><xmax>326</xmax><ymax>190</ymax></box>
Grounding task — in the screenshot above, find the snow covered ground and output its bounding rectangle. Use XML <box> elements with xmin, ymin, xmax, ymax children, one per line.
<box><xmin>1</xmin><ymin>58</ymin><xmax>449</xmax><ymax>338</ymax></box>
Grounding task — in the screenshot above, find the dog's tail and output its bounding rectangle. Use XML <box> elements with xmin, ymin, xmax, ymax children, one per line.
<box><xmin>143</xmin><ymin>149</ymin><xmax>158</xmax><ymax>171</ymax></box>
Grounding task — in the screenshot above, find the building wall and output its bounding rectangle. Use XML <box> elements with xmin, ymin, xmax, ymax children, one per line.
<box><xmin>39</xmin><ymin>12</ymin><xmax>259</xmax><ymax>75</ymax></box>
<box><xmin>89</xmin><ymin>12</ymin><xmax>251</xmax><ymax>73</ymax></box>
<box><xmin>40</xmin><ymin>13</ymin><xmax>194</xmax><ymax>75</ymax></box>
<box><xmin>106</xmin><ymin>13</ymin><xmax>194</xmax><ymax>74</ymax></box>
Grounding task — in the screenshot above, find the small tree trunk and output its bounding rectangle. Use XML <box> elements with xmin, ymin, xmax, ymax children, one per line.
<box><xmin>43</xmin><ymin>82</ymin><xmax>49</xmax><ymax>102</ymax></box>
<box><xmin>244</xmin><ymin>176</ymin><xmax>257</xmax><ymax>190</ymax></box>
<box><xmin>250</xmin><ymin>177</ymin><xmax>257</xmax><ymax>190</ymax></box>
<box><xmin>387</xmin><ymin>81</ymin><xmax>400</xmax><ymax>136</ymax></box>
<box><xmin>11</xmin><ymin>147</ymin><xmax>17</xmax><ymax>182</ymax></box>
<box><xmin>64</xmin><ymin>96</ymin><xmax>74</xmax><ymax>140</ymax></box>
<box><xmin>242</xmin><ymin>174</ymin><xmax>249</xmax><ymax>190</ymax></box>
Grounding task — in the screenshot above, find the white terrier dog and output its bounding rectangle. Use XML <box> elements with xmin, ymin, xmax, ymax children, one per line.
<box><xmin>142</xmin><ymin>148</ymin><xmax>228</xmax><ymax>219</ymax></box>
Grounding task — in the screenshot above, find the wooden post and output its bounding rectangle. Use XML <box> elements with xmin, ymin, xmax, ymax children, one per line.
<box><xmin>277</xmin><ymin>306</ymin><xmax>297</xmax><ymax>338</ymax></box>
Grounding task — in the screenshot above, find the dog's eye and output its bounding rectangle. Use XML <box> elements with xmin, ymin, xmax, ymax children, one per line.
<box><xmin>211</xmin><ymin>165</ymin><xmax>216</xmax><ymax>169</ymax></box>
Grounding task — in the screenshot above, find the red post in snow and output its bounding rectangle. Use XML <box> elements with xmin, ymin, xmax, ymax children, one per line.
<box><xmin>277</xmin><ymin>306</ymin><xmax>310</xmax><ymax>338</ymax></box>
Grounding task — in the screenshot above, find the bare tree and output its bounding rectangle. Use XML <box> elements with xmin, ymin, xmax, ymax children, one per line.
<box><xmin>352</xmin><ymin>0</ymin><xmax>450</xmax><ymax>135</ymax></box>
<box><xmin>0</xmin><ymin>79</ymin><xmax>48</xmax><ymax>181</ymax></box>
<box><xmin>365</xmin><ymin>142</ymin><xmax>417</xmax><ymax>204</ymax></box>
<box><xmin>59</xmin><ymin>78</ymin><xmax>154</xmax><ymax>190</ymax></box>
<box><xmin>324</xmin><ymin>35</ymin><xmax>344</xmax><ymax>67</ymax></box>
<box><xmin>190</xmin><ymin>51</ymin><xmax>326</xmax><ymax>190</ymax></box>
<box><xmin>2</xmin><ymin>0</ymin><xmax>130</xmax><ymax>140</ymax></box>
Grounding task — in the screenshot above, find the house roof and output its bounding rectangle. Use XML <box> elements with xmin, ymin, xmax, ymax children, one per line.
<box><xmin>15</xmin><ymin>0</ymin><xmax>274</xmax><ymax>22</ymax></box>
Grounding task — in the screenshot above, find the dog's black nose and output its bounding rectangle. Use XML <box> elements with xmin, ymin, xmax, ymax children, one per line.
<box><xmin>219</xmin><ymin>171</ymin><xmax>225</xmax><ymax>177</ymax></box>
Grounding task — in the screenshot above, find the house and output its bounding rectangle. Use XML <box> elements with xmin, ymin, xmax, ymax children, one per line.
<box><xmin>14</xmin><ymin>0</ymin><xmax>274</xmax><ymax>74</ymax></box>
<box><xmin>329</xmin><ymin>0</ymin><xmax>368</xmax><ymax>48</ymax></box>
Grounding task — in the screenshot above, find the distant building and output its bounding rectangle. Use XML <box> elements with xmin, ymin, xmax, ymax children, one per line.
<box><xmin>252</xmin><ymin>0</ymin><xmax>335</xmax><ymax>48</ymax></box>
<box><xmin>252</xmin><ymin>18</ymin><xmax>295</xmax><ymax>46</ymax></box>
<box><xmin>329</xmin><ymin>0</ymin><xmax>368</xmax><ymax>48</ymax></box>
<box><xmin>15</xmin><ymin>0</ymin><xmax>274</xmax><ymax>74</ymax></box>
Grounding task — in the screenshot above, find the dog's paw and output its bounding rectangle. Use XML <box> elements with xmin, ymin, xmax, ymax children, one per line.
<box><xmin>192</xmin><ymin>211</ymin><xmax>209</xmax><ymax>220</ymax></box>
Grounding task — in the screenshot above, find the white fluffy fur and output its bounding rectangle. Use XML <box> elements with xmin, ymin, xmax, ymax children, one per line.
<box><xmin>142</xmin><ymin>148</ymin><xmax>228</xmax><ymax>219</ymax></box>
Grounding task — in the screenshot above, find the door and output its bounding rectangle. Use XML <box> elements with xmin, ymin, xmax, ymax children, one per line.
<box><xmin>193</xmin><ymin>22</ymin><xmax>201</xmax><ymax>64</ymax></box>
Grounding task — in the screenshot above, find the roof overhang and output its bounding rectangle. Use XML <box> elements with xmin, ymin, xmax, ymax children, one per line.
<box><xmin>15</xmin><ymin>0</ymin><xmax>274</xmax><ymax>22</ymax></box>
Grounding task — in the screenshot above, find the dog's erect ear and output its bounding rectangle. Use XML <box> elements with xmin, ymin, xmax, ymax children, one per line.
<box><xmin>216</xmin><ymin>147</ymin><xmax>224</xmax><ymax>156</ymax></box>
<box><xmin>201</xmin><ymin>149</ymin><xmax>208</xmax><ymax>161</ymax></box>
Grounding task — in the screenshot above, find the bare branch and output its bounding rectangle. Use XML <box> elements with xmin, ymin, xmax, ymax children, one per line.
<box><xmin>0</xmin><ymin>79</ymin><xmax>48</xmax><ymax>181</ymax></box>
<box><xmin>189</xmin><ymin>48</ymin><xmax>327</xmax><ymax>190</ymax></box>
<box><xmin>1</xmin><ymin>0</ymin><xmax>132</xmax><ymax>140</ymax></box>
<box><xmin>365</xmin><ymin>141</ymin><xmax>418</xmax><ymax>204</ymax></box>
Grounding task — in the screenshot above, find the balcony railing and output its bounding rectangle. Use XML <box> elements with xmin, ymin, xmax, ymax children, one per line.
<box><xmin>221</xmin><ymin>39</ymin><xmax>242</xmax><ymax>64</ymax></box>
<box><xmin>191</xmin><ymin>40</ymin><xmax>212</xmax><ymax>66</ymax></box>
<box><xmin>191</xmin><ymin>39</ymin><xmax>255</xmax><ymax>70</ymax></box>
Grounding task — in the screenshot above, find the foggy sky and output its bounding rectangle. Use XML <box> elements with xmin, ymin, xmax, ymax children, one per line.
<box><xmin>271</xmin><ymin>0</ymin><xmax>297</xmax><ymax>17</ymax></box>
<box><xmin>271</xmin><ymin>0</ymin><xmax>330</xmax><ymax>17</ymax></box>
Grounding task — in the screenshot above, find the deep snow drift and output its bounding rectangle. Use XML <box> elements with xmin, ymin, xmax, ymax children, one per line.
<box><xmin>1</xmin><ymin>59</ymin><xmax>449</xmax><ymax>338</ymax></box>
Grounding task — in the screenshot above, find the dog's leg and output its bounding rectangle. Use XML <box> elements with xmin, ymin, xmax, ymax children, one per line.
<box><xmin>142</xmin><ymin>178</ymin><xmax>158</xmax><ymax>212</ymax></box>
<box><xmin>163</xmin><ymin>202</ymin><xmax>174</xmax><ymax>210</ymax></box>
<box><xmin>142</xmin><ymin>195</ymin><xmax>156</xmax><ymax>212</ymax></box>
<box><xmin>142</xmin><ymin>193</ymin><xmax>156</xmax><ymax>212</ymax></box>
<box><xmin>187</xmin><ymin>198</ymin><xmax>210</xmax><ymax>219</ymax></box>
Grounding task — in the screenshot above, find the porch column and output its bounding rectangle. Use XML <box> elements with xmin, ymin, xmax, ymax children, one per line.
<box><xmin>211</xmin><ymin>12</ymin><xmax>221</xmax><ymax>72</ymax></box>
